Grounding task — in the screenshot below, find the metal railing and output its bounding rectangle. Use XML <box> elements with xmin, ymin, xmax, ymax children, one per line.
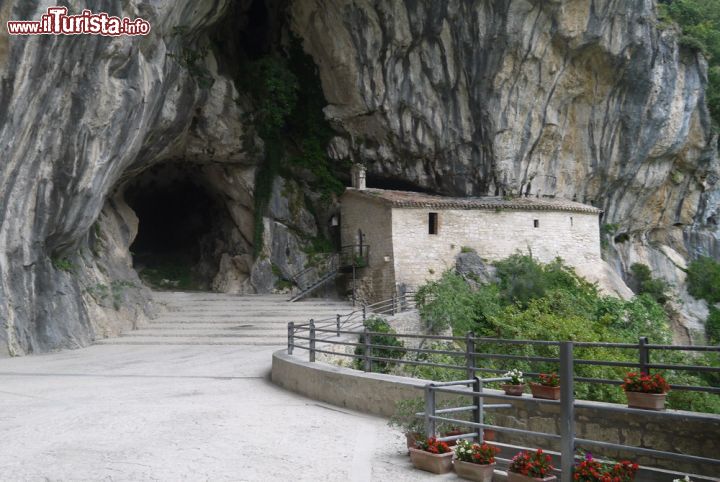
<box><xmin>285</xmin><ymin>295</ymin><xmax>720</xmax><ymax>479</ymax></box>
<box><xmin>289</xmin><ymin>253</ymin><xmax>339</xmax><ymax>291</ymax></box>
<box><xmin>289</xmin><ymin>317</ymin><xmax>720</xmax><ymax>395</ymax></box>
<box><xmin>339</xmin><ymin>244</ymin><xmax>369</xmax><ymax>268</ymax></box>
<box><xmin>287</xmin><ymin>292</ymin><xmax>417</xmax><ymax>358</ymax></box>
<box><xmin>420</xmin><ymin>343</ymin><xmax>720</xmax><ymax>482</ymax></box>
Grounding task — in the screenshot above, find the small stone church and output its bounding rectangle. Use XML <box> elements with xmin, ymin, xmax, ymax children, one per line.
<box><xmin>340</xmin><ymin>166</ymin><xmax>603</xmax><ymax>302</ymax></box>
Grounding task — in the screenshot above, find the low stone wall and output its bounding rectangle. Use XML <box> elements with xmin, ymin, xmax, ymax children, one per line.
<box><xmin>272</xmin><ymin>351</ymin><xmax>720</xmax><ymax>478</ymax></box>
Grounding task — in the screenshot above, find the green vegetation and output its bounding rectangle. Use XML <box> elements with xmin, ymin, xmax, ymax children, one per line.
<box><xmin>706</xmin><ymin>306</ymin><xmax>720</xmax><ymax>344</ymax></box>
<box><xmin>687</xmin><ymin>256</ymin><xmax>720</xmax><ymax>303</ymax></box>
<box><xmin>241</xmin><ymin>39</ymin><xmax>346</xmax><ymax>256</ymax></box>
<box><xmin>629</xmin><ymin>263</ymin><xmax>670</xmax><ymax>304</ymax></box>
<box><xmin>415</xmin><ymin>254</ymin><xmax>720</xmax><ymax>413</ymax></box>
<box><xmin>51</xmin><ymin>256</ymin><xmax>75</xmax><ymax>272</ymax></box>
<box><xmin>460</xmin><ymin>246</ymin><xmax>476</xmax><ymax>253</ymax></box>
<box><xmin>138</xmin><ymin>256</ymin><xmax>203</xmax><ymax>291</ymax></box>
<box><xmin>658</xmin><ymin>0</ymin><xmax>720</xmax><ymax>131</ymax></box>
<box><xmin>168</xmin><ymin>26</ymin><xmax>214</xmax><ymax>89</ymax></box>
<box><xmin>354</xmin><ymin>317</ymin><xmax>406</xmax><ymax>374</ymax></box>
<box><xmin>86</xmin><ymin>280</ymin><xmax>138</xmax><ymax>310</ymax></box>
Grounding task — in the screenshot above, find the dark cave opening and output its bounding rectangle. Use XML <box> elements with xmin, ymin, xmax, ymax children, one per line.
<box><xmin>124</xmin><ymin>163</ymin><xmax>228</xmax><ymax>291</ymax></box>
<box><xmin>366</xmin><ymin>174</ymin><xmax>434</xmax><ymax>193</ymax></box>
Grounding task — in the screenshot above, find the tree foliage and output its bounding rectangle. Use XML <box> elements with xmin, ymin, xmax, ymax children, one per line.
<box><xmin>687</xmin><ymin>256</ymin><xmax>720</xmax><ymax>303</ymax></box>
<box><xmin>415</xmin><ymin>254</ymin><xmax>720</xmax><ymax>413</ymax></box>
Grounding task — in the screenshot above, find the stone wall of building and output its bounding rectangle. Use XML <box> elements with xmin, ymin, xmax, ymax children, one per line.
<box><xmin>391</xmin><ymin>207</ymin><xmax>601</xmax><ymax>291</ymax></box>
<box><xmin>340</xmin><ymin>195</ymin><xmax>396</xmax><ymax>302</ymax></box>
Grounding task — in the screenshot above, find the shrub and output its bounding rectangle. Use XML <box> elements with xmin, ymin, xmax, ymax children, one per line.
<box><xmin>354</xmin><ymin>317</ymin><xmax>405</xmax><ymax>373</ymax></box>
<box><xmin>413</xmin><ymin>255</ymin><xmax>720</xmax><ymax>413</ymax></box>
<box><xmin>388</xmin><ymin>397</ymin><xmax>425</xmax><ymax>435</ymax></box>
<box><xmin>707</xmin><ymin>306</ymin><xmax>720</xmax><ymax>344</ymax></box>
<box><xmin>687</xmin><ymin>256</ymin><xmax>720</xmax><ymax>303</ymax></box>
<box><xmin>629</xmin><ymin>263</ymin><xmax>670</xmax><ymax>304</ymax></box>
<box><xmin>416</xmin><ymin>272</ymin><xmax>479</xmax><ymax>332</ymax></box>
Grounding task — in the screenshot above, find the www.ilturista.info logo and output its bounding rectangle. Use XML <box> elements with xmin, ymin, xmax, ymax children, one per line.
<box><xmin>7</xmin><ymin>6</ymin><xmax>151</xmax><ymax>36</ymax></box>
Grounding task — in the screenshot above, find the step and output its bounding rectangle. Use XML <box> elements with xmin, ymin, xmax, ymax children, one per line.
<box><xmin>94</xmin><ymin>337</ymin><xmax>286</xmax><ymax>346</ymax></box>
<box><xmin>121</xmin><ymin>331</ymin><xmax>286</xmax><ymax>338</ymax></box>
<box><xmin>145</xmin><ymin>322</ymin><xmax>294</xmax><ymax>329</ymax></box>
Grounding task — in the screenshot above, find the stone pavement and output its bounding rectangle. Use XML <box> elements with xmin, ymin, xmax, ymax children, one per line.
<box><xmin>0</xmin><ymin>292</ymin><xmax>454</xmax><ymax>481</ymax></box>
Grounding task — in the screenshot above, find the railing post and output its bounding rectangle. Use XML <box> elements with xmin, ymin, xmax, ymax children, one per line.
<box><xmin>287</xmin><ymin>322</ymin><xmax>294</xmax><ymax>355</ymax></box>
<box><xmin>560</xmin><ymin>341</ymin><xmax>575</xmax><ymax>482</ymax></box>
<box><xmin>639</xmin><ymin>336</ymin><xmax>650</xmax><ymax>375</ymax></box>
<box><xmin>392</xmin><ymin>294</ymin><xmax>396</xmax><ymax>315</ymax></box>
<box><xmin>362</xmin><ymin>304</ymin><xmax>367</xmax><ymax>321</ymax></box>
<box><xmin>473</xmin><ymin>376</ymin><xmax>482</xmax><ymax>443</ymax></box>
<box><xmin>465</xmin><ymin>332</ymin><xmax>475</xmax><ymax>379</ymax></box>
<box><xmin>309</xmin><ymin>319</ymin><xmax>316</xmax><ymax>363</ymax></box>
<box><xmin>363</xmin><ymin>327</ymin><xmax>372</xmax><ymax>372</ymax></box>
<box><xmin>425</xmin><ymin>384</ymin><xmax>436</xmax><ymax>439</ymax></box>
<box><xmin>336</xmin><ymin>314</ymin><xmax>341</xmax><ymax>337</ymax></box>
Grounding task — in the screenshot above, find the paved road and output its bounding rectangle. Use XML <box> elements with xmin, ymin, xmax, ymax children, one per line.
<box><xmin>0</xmin><ymin>293</ymin><xmax>450</xmax><ymax>481</ymax></box>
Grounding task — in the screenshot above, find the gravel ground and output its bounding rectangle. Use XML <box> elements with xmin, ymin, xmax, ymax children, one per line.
<box><xmin>0</xmin><ymin>343</ymin><xmax>460</xmax><ymax>481</ymax></box>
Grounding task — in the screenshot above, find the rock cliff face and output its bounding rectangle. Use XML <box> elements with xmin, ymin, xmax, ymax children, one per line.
<box><xmin>0</xmin><ymin>0</ymin><xmax>718</xmax><ymax>355</ymax></box>
<box><xmin>291</xmin><ymin>0</ymin><xmax>719</xmax><ymax>339</ymax></box>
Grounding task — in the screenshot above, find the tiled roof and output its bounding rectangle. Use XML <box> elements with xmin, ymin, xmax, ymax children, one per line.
<box><xmin>343</xmin><ymin>188</ymin><xmax>602</xmax><ymax>214</ymax></box>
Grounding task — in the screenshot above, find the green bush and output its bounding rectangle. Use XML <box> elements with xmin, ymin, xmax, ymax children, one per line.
<box><xmin>414</xmin><ymin>255</ymin><xmax>719</xmax><ymax>413</ymax></box>
<box><xmin>407</xmin><ymin>342</ymin><xmax>466</xmax><ymax>381</ymax></box>
<box><xmin>629</xmin><ymin>263</ymin><xmax>670</xmax><ymax>304</ymax></box>
<box><xmin>706</xmin><ymin>306</ymin><xmax>720</xmax><ymax>344</ymax></box>
<box><xmin>354</xmin><ymin>317</ymin><xmax>406</xmax><ymax>373</ymax></box>
<box><xmin>687</xmin><ymin>256</ymin><xmax>720</xmax><ymax>303</ymax></box>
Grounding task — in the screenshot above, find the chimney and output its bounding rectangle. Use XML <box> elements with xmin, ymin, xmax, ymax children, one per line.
<box><xmin>351</xmin><ymin>163</ymin><xmax>366</xmax><ymax>190</ymax></box>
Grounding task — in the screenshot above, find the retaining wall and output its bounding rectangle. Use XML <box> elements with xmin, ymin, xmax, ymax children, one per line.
<box><xmin>272</xmin><ymin>350</ymin><xmax>720</xmax><ymax>479</ymax></box>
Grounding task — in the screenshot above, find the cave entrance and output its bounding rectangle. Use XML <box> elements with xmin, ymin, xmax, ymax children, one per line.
<box><xmin>124</xmin><ymin>163</ymin><xmax>229</xmax><ymax>291</ymax></box>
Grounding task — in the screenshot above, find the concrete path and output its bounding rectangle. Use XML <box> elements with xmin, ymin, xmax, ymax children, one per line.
<box><xmin>0</xmin><ymin>292</ymin><xmax>450</xmax><ymax>481</ymax></box>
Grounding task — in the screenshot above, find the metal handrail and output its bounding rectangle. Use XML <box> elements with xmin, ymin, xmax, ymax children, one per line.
<box><xmin>420</xmin><ymin>347</ymin><xmax>720</xmax><ymax>482</ymax></box>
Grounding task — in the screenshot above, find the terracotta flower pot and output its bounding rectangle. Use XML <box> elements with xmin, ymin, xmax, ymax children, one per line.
<box><xmin>482</xmin><ymin>429</ymin><xmax>496</xmax><ymax>442</ymax></box>
<box><xmin>507</xmin><ymin>472</ymin><xmax>557</xmax><ymax>482</ymax></box>
<box><xmin>454</xmin><ymin>460</ymin><xmax>496</xmax><ymax>482</ymax></box>
<box><xmin>502</xmin><ymin>384</ymin><xmax>525</xmax><ymax>396</ymax></box>
<box><xmin>626</xmin><ymin>391</ymin><xmax>667</xmax><ymax>411</ymax></box>
<box><xmin>530</xmin><ymin>383</ymin><xmax>561</xmax><ymax>400</ymax></box>
<box><xmin>409</xmin><ymin>447</ymin><xmax>454</xmax><ymax>474</ymax></box>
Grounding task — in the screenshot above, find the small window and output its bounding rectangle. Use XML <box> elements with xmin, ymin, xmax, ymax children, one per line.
<box><xmin>570</xmin><ymin>216</ymin><xmax>574</xmax><ymax>227</ymax></box>
<box><xmin>429</xmin><ymin>212</ymin><xmax>439</xmax><ymax>235</ymax></box>
<box><xmin>533</xmin><ymin>219</ymin><xmax>539</xmax><ymax>228</ymax></box>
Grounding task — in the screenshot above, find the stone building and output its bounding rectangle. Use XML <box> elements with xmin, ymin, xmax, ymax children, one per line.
<box><xmin>340</xmin><ymin>168</ymin><xmax>603</xmax><ymax>302</ymax></box>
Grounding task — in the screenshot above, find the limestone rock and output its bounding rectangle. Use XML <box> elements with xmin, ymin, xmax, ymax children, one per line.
<box><xmin>455</xmin><ymin>251</ymin><xmax>498</xmax><ymax>285</ymax></box>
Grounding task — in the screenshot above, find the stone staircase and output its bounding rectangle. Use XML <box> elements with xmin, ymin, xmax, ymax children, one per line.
<box><xmin>95</xmin><ymin>291</ymin><xmax>352</xmax><ymax>346</ymax></box>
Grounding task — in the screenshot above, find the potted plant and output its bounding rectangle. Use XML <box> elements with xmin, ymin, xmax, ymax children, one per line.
<box><xmin>482</xmin><ymin>412</ymin><xmax>496</xmax><ymax>442</ymax></box>
<box><xmin>388</xmin><ymin>398</ymin><xmax>425</xmax><ymax>450</ymax></box>
<box><xmin>621</xmin><ymin>372</ymin><xmax>670</xmax><ymax>410</ymax></box>
<box><xmin>443</xmin><ymin>425</ymin><xmax>467</xmax><ymax>446</ymax></box>
<box><xmin>502</xmin><ymin>369</ymin><xmax>526</xmax><ymax>396</ymax></box>
<box><xmin>574</xmin><ymin>453</ymin><xmax>639</xmax><ymax>481</ymax></box>
<box><xmin>507</xmin><ymin>448</ymin><xmax>556</xmax><ymax>482</ymax></box>
<box><xmin>530</xmin><ymin>373</ymin><xmax>561</xmax><ymax>400</ymax></box>
<box><xmin>454</xmin><ymin>439</ymin><xmax>500</xmax><ymax>482</ymax></box>
<box><xmin>409</xmin><ymin>437</ymin><xmax>454</xmax><ymax>474</ymax></box>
